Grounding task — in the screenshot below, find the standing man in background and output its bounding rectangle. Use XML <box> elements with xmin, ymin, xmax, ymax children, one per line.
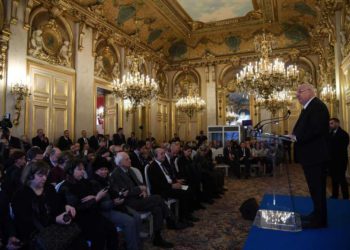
<box><xmin>291</xmin><ymin>83</ymin><xmax>330</xmax><ymax>229</ymax></box>
<box><xmin>328</xmin><ymin>118</ymin><xmax>349</xmax><ymax>199</ymax></box>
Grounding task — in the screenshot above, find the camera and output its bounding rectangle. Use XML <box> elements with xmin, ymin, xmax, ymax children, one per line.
<box><xmin>0</xmin><ymin>113</ymin><xmax>12</xmax><ymax>136</ymax></box>
<box><xmin>118</xmin><ymin>188</ymin><xmax>127</xmax><ymax>198</ymax></box>
<box><xmin>62</xmin><ymin>211</ymin><xmax>72</xmax><ymax>222</ymax></box>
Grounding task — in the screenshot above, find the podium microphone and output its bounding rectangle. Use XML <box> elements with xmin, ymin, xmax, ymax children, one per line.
<box><xmin>256</xmin><ymin>110</ymin><xmax>291</xmax><ymax>131</ymax></box>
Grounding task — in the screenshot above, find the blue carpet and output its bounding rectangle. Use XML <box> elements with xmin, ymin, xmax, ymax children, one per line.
<box><xmin>244</xmin><ymin>194</ymin><xmax>350</xmax><ymax>250</ymax></box>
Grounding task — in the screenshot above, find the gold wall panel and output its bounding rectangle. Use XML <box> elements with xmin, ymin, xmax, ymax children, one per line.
<box><xmin>26</xmin><ymin>61</ymin><xmax>75</xmax><ymax>142</ymax></box>
<box><xmin>52</xmin><ymin>108</ymin><xmax>68</xmax><ymax>141</ymax></box>
<box><xmin>53</xmin><ymin>78</ymin><xmax>69</xmax><ymax>96</ymax></box>
<box><xmin>33</xmin><ymin>74</ymin><xmax>50</xmax><ymax>95</ymax></box>
<box><xmin>32</xmin><ymin>105</ymin><xmax>49</xmax><ymax>137</ymax></box>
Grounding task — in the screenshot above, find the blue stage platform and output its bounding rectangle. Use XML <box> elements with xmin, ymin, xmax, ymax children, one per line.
<box><xmin>244</xmin><ymin>194</ymin><xmax>350</xmax><ymax>250</ymax></box>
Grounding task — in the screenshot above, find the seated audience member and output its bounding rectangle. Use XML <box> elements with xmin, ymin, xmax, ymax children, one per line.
<box><xmin>90</xmin><ymin>157</ymin><xmax>141</xmax><ymax>250</ymax></box>
<box><xmin>196</xmin><ymin>130</ymin><xmax>208</xmax><ymax>146</ymax></box>
<box><xmin>70</xmin><ymin>143</ymin><xmax>81</xmax><ymax>157</ymax></box>
<box><xmin>148</xmin><ymin>148</ymin><xmax>198</xmax><ymax>224</ymax></box>
<box><xmin>193</xmin><ymin>145</ymin><xmax>225</xmax><ymax>198</ymax></box>
<box><xmin>12</xmin><ymin>161</ymin><xmax>86</xmax><ymax>249</ymax></box>
<box><xmin>57</xmin><ymin>130</ymin><xmax>73</xmax><ymax>151</ymax></box>
<box><xmin>20</xmin><ymin>135</ymin><xmax>31</xmax><ymax>152</ymax></box>
<box><xmin>47</xmin><ymin>151</ymin><xmax>73</xmax><ymax>185</ymax></box>
<box><xmin>77</xmin><ymin>130</ymin><xmax>90</xmax><ymax>152</ymax></box>
<box><xmin>177</xmin><ymin>145</ymin><xmax>205</xmax><ymax>210</ymax></box>
<box><xmin>96</xmin><ymin>136</ymin><xmax>112</xmax><ymax>161</ymax></box>
<box><xmin>46</xmin><ymin>147</ymin><xmax>61</xmax><ymax>168</ymax></box>
<box><xmin>223</xmin><ymin>140</ymin><xmax>240</xmax><ymax>177</ymax></box>
<box><xmin>31</xmin><ymin>128</ymin><xmax>50</xmax><ymax>151</ymax></box>
<box><xmin>59</xmin><ymin>158</ymin><xmax>118</xmax><ymax>250</ymax></box>
<box><xmin>26</xmin><ymin>146</ymin><xmax>44</xmax><ymax>163</ymax></box>
<box><xmin>170</xmin><ymin>133</ymin><xmax>180</xmax><ymax>143</ymax></box>
<box><xmin>129</xmin><ymin>140</ymin><xmax>150</xmax><ymax>177</ymax></box>
<box><xmin>238</xmin><ymin>141</ymin><xmax>251</xmax><ymax>179</ymax></box>
<box><xmin>0</xmin><ymin>166</ymin><xmax>21</xmax><ymax>250</ymax></box>
<box><xmin>2</xmin><ymin>151</ymin><xmax>26</xmax><ymax>199</ymax></box>
<box><xmin>110</xmin><ymin>152</ymin><xmax>177</xmax><ymax>248</ymax></box>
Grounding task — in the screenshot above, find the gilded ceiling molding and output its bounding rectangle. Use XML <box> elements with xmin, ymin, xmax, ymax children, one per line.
<box><xmin>166</xmin><ymin>45</ymin><xmax>311</xmax><ymax>71</ymax></box>
<box><xmin>10</xmin><ymin>0</ymin><xmax>19</xmax><ymax>25</ymax></box>
<box><xmin>35</xmin><ymin>0</ymin><xmax>167</xmax><ymax>65</ymax></box>
<box><xmin>24</xmin><ymin>0</ymin><xmax>35</xmax><ymax>30</ymax></box>
<box><xmin>0</xmin><ymin>0</ymin><xmax>10</xmax><ymax>81</ymax></box>
<box><xmin>340</xmin><ymin>2</ymin><xmax>350</xmax><ymax>60</ymax></box>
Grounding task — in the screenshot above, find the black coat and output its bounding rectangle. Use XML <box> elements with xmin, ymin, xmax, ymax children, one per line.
<box><xmin>32</xmin><ymin>136</ymin><xmax>49</xmax><ymax>151</ymax></box>
<box><xmin>112</xmin><ymin>134</ymin><xmax>126</xmax><ymax>146</ymax></box>
<box><xmin>147</xmin><ymin>161</ymin><xmax>173</xmax><ymax>199</ymax></box>
<box><xmin>293</xmin><ymin>97</ymin><xmax>330</xmax><ymax>166</ymax></box>
<box><xmin>57</xmin><ymin>136</ymin><xmax>73</xmax><ymax>151</ymax></box>
<box><xmin>328</xmin><ymin>126</ymin><xmax>349</xmax><ymax>170</ymax></box>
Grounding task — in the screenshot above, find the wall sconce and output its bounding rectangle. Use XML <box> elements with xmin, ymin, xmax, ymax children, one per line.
<box><xmin>10</xmin><ymin>81</ymin><xmax>31</xmax><ymax>125</ymax></box>
<box><xmin>320</xmin><ymin>84</ymin><xmax>336</xmax><ymax>104</ymax></box>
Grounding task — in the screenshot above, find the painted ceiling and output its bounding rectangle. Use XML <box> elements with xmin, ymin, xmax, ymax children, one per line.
<box><xmin>75</xmin><ymin>0</ymin><xmax>319</xmax><ymax>62</ymax></box>
<box><xmin>176</xmin><ymin>0</ymin><xmax>255</xmax><ymax>23</ymax></box>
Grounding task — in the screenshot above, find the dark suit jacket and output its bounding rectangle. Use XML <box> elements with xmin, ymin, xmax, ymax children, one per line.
<box><xmin>8</xmin><ymin>136</ymin><xmax>21</xmax><ymax>149</ymax></box>
<box><xmin>77</xmin><ymin>137</ymin><xmax>90</xmax><ymax>151</ymax></box>
<box><xmin>57</xmin><ymin>136</ymin><xmax>73</xmax><ymax>151</ymax></box>
<box><xmin>148</xmin><ymin>161</ymin><xmax>173</xmax><ymax>199</ymax></box>
<box><xmin>113</xmin><ymin>134</ymin><xmax>126</xmax><ymax>145</ymax></box>
<box><xmin>109</xmin><ymin>166</ymin><xmax>143</xmax><ymax>199</ymax></box>
<box><xmin>293</xmin><ymin>97</ymin><xmax>330</xmax><ymax>166</ymax></box>
<box><xmin>89</xmin><ymin>135</ymin><xmax>100</xmax><ymax>150</ymax></box>
<box><xmin>328</xmin><ymin>127</ymin><xmax>349</xmax><ymax>169</ymax></box>
<box><xmin>32</xmin><ymin>136</ymin><xmax>49</xmax><ymax>151</ymax></box>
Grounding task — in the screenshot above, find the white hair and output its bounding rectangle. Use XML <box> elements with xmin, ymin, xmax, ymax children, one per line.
<box><xmin>114</xmin><ymin>152</ymin><xmax>127</xmax><ymax>166</ymax></box>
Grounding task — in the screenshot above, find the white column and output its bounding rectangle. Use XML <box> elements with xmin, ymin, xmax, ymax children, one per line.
<box><xmin>6</xmin><ymin>2</ymin><xmax>28</xmax><ymax>137</ymax></box>
<box><xmin>75</xmin><ymin>24</ymin><xmax>94</xmax><ymax>137</ymax></box>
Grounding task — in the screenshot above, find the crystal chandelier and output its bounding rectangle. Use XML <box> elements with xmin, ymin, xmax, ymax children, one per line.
<box><xmin>113</xmin><ymin>51</ymin><xmax>158</xmax><ymax>111</ymax></box>
<box><xmin>236</xmin><ymin>32</ymin><xmax>299</xmax><ymax>100</ymax></box>
<box><xmin>254</xmin><ymin>89</ymin><xmax>293</xmax><ymax>115</ymax></box>
<box><xmin>226</xmin><ymin>111</ymin><xmax>239</xmax><ymax>125</ymax></box>
<box><xmin>320</xmin><ymin>84</ymin><xmax>336</xmax><ymax>103</ymax></box>
<box><xmin>175</xmin><ymin>73</ymin><xmax>206</xmax><ymax>119</ymax></box>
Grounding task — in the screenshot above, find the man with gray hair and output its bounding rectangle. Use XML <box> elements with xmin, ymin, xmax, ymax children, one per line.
<box><xmin>110</xmin><ymin>152</ymin><xmax>181</xmax><ymax>248</ymax></box>
<box><xmin>291</xmin><ymin>83</ymin><xmax>330</xmax><ymax>229</ymax></box>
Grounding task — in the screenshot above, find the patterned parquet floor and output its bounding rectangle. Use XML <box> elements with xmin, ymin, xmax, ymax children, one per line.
<box><xmin>143</xmin><ymin>164</ymin><xmax>335</xmax><ymax>250</ymax></box>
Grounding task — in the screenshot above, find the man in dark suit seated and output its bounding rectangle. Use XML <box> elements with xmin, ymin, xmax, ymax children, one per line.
<box><xmin>110</xmin><ymin>152</ymin><xmax>177</xmax><ymax>248</ymax></box>
<box><xmin>148</xmin><ymin>147</ymin><xmax>198</xmax><ymax>224</ymax></box>
<box><xmin>57</xmin><ymin>130</ymin><xmax>73</xmax><ymax>151</ymax></box>
<box><xmin>238</xmin><ymin>141</ymin><xmax>251</xmax><ymax>179</ymax></box>
<box><xmin>129</xmin><ymin>140</ymin><xmax>151</xmax><ymax>178</ymax></box>
<box><xmin>291</xmin><ymin>83</ymin><xmax>330</xmax><ymax>229</ymax></box>
<box><xmin>77</xmin><ymin>130</ymin><xmax>90</xmax><ymax>152</ymax></box>
<box><xmin>31</xmin><ymin>128</ymin><xmax>49</xmax><ymax>151</ymax></box>
<box><xmin>328</xmin><ymin>118</ymin><xmax>349</xmax><ymax>199</ymax></box>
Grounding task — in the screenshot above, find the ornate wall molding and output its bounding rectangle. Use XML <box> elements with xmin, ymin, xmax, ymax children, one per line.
<box><xmin>28</xmin><ymin>11</ymin><xmax>74</xmax><ymax>68</ymax></box>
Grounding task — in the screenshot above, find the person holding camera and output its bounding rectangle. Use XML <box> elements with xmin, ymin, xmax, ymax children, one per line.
<box><xmin>90</xmin><ymin>157</ymin><xmax>142</xmax><ymax>250</ymax></box>
<box><xmin>11</xmin><ymin>160</ymin><xmax>86</xmax><ymax>249</ymax></box>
